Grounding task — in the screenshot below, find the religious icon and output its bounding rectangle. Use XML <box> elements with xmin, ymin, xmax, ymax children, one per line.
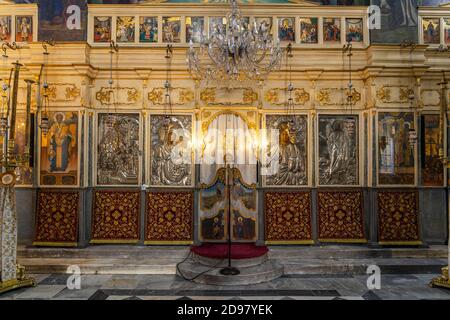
<box><xmin>264</xmin><ymin>115</ymin><xmax>308</xmax><ymax>186</ymax></box>
<box><xmin>378</xmin><ymin>112</ymin><xmax>415</xmax><ymax>185</ymax></box>
<box><xmin>422</xmin><ymin>18</ymin><xmax>440</xmax><ymax>44</ymax></box>
<box><xmin>421</xmin><ymin>114</ymin><xmax>443</xmax><ymax>186</ymax></box>
<box><xmin>445</xmin><ymin>18</ymin><xmax>450</xmax><ymax>45</ymax></box>
<box><xmin>186</xmin><ymin>16</ymin><xmax>204</xmax><ymax>43</ymax></box>
<box><xmin>139</xmin><ymin>16</ymin><xmax>158</xmax><ymax>43</ymax></box>
<box><xmin>318</xmin><ymin>115</ymin><xmax>358</xmax><ymax>186</ymax></box>
<box><xmin>300</xmin><ymin>17</ymin><xmax>318</xmax><ymax>44</ymax></box>
<box><xmin>346</xmin><ymin>18</ymin><xmax>363</xmax><ymax>42</ymax></box>
<box><xmin>255</xmin><ymin>17</ymin><xmax>272</xmax><ymax>37</ymax></box>
<box><xmin>242</xmin><ymin>16</ymin><xmax>250</xmax><ymax>31</ymax></box>
<box><xmin>40</xmin><ymin>111</ymin><xmax>78</xmax><ymax>186</ymax></box>
<box><xmin>0</xmin><ymin>16</ymin><xmax>11</xmax><ymax>41</ymax></box>
<box><xmin>162</xmin><ymin>16</ymin><xmax>181</xmax><ymax>43</ymax></box>
<box><xmin>116</xmin><ymin>16</ymin><xmax>135</xmax><ymax>43</ymax></box>
<box><xmin>323</xmin><ymin>18</ymin><xmax>341</xmax><ymax>43</ymax></box>
<box><xmin>278</xmin><ymin>17</ymin><xmax>295</xmax><ymax>42</ymax></box>
<box><xmin>209</xmin><ymin>17</ymin><xmax>227</xmax><ymax>37</ymax></box>
<box><xmin>149</xmin><ymin>115</ymin><xmax>192</xmax><ymax>186</ymax></box>
<box><xmin>16</xmin><ymin>16</ymin><xmax>33</xmax><ymax>42</ymax></box>
<box><xmin>14</xmin><ymin>112</ymin><xmax>33</xmax><ymax>186</ymax></box>
<box><xmin>97</xmin><ymin>113</ymin><xmax>140</xmax><ymax>185</ymax></box>
<box><xmin>94</xmin><ymin>16</ymin><xmax>111</xmax><ymax>42</ymax></box>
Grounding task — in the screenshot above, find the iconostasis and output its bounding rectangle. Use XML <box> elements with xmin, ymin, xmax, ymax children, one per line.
<box><xmin>1</xmin><ymin>2</ymin><xmax>448</xmax><ymax>247</ymax></box>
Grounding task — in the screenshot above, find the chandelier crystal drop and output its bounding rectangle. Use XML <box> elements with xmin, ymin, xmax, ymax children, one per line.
<box><xmin>187</xmin><ymin>0</ymin><xmax>283</xmax><ymax>83</ymax></box>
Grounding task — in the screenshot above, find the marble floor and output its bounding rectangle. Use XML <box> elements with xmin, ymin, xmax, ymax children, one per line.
<box><xmin>1</xmin><ymin>273</ymin><xmax>450</xmax><ymax>300</ymax></box>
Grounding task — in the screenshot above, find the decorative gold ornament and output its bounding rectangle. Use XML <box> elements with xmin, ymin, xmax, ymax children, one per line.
<box><xmin>316</xmin><ymin>89</ymin><xmax>331</xmax><ymax>105</ymax></box>
<box><xmin>64</xmin><ymin>85</ymin><xmax>81</xmax><ymax>101</ymax></box>
<box><xmin>200</xmin><ymin>88</ymin><xmax>216</xmax><ymax>104</ymax></box>
<box><xmin>294</xmin><ymin>88</ymin><xmax>310</xmax><ymax>105</ymax></box>
<box><xmin>148</xmin><ymin>88</ymin><xmax>164</xmax><ymax>104</ymax></box>
<box><xmin>243</xmin><ymin>88</ymin><xmax>258</xmax><ymax>104</ymax></box>
<box><xmin>127</xmin><ymin>88</ymin><xmax>139</xmax><ymax>103</ymax></box>
<box><xmin>264</xmin><ymin>89</ymin><xmax>279</xmax><ymax>104</ymax></box>
<box><xmin>376</xmin><ymin>86</ymin><xmax>392</xmax><ymax>103</ymax></box>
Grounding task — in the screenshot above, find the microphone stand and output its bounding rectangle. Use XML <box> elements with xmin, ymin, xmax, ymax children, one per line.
<box><xmin>220</xmin><ymin>162</ymin><xmax>240</xmax><ymax>276</ymax></box>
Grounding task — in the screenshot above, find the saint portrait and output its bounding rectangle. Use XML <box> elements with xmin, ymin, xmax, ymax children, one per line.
<box><xmin>278</xmin><ymin>17</ymin><xmax>295</xmax><ymax>42</ymax></box>
<box><xmin>323</xmin><ymin>18</ymin><xmax>341</xmax><ymax>43</ymax></box>
<box><xmin>97</xmin><ymin>113</ymin><xmax>140</xmax><ymax>185</ymax></box>
<box><xmin>116</xmin><ymin>16</ymin><xmax>135</xmax><ymax>43</ymax></box>
<box><xmin>255</xmin><ymin>17</ymin><xmax>273</xmax><ymax>37</ymax></box>
<box><xmin>378</xmin><ymin>112</ymin><xmax>415</xmax><ymax>185</ymax></box>
<box><xmin>209</xmin><ymin>17</ymin><xmax>227</xmax><ymax>37</ymax></box>
<box><xmin>422</xmin><ymin>18</ymin><xmax>440</xmax><ymax>44</ymax></box>
<box><xmin>346</xmin><ymin>18</ymin><xmax>363</xmax><ymax>42</ymax></box>
<box><xmin>264</xmin><ymin>115</ymin><xmax>308</xmax><ymax>186</ymax></box>
<box><xmin>94</xmin><ymin>16</ymin><xmax>111</xmax><ymax>42</ymax></box>
<box><xmin>318</xmin><ymin>115</ymin><xmax>358</xmax><ymax>185</ymax></box>
<box><xmin>0</xmin><ymin>16</ymin><xmax>11</xmax><ymax>41</ymax></box>
<box><xmin>139</xmin><ymin>16</ymin><xmax>158</xmax><ymax>43</ymax></box>
<box><xmin>186</xmin><ymin>16</ymin><xmax>204</xmax><ymax>43</ymax></box>
<box><xmin>16</xmin><ymin>16</ymin><xmax>33</xmax><ymax>42</ymax></box>
<box><xmin>149</xmin><ymin>115</ymin><xmax>192</xmax><ymax>186</ymax></box>
<box><xmin>162</xmin><ymin>16</ymin><xmax>181</xmax><ymax>43</ymax></box>
<box><xmin>300</xmin><ymin>17</ymin><xmax>318</xmax><ymax>44</ymax></box>
<box><xmin>40</xmin><ymin>111</ymin><xmax>78</xmax><ymax>186</ymax></box>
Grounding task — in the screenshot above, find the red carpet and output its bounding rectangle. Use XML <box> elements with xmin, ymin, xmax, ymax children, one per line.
<box><xmin>191</xmin><ymin>243</ymin><xmax>268</xmax><ymax>259</ymax></box>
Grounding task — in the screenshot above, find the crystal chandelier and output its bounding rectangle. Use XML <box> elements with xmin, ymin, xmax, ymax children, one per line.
<box><xmin>187</xmin><ymin>0</ymin><xmax>282</xmax><ymax>82</ymax></box>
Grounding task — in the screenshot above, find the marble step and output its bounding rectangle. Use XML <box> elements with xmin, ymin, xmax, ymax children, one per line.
<box><xmin>17</xmin><ymin>245</ymin><xmax>449</xmax><ymax>260</ymax></box>
<box><xmin>17</xmin><ymin>256</ymin><xmax>448</xmax><ymax>276</ymax></box>
<box><xmin>177</xmin><ymin>258</ymin><xmax>284</xmax><ymax>286</ymax></box>
<box><xmin>192</xmin><ymin>252</ymin><xmax>268</xmax><ymax>268</ymax></box>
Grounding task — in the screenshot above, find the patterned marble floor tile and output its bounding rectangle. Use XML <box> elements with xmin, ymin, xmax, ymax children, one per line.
<box><xmin>14</xmin><ymin>285</ymin><xmax>67</xmax><ymax>299</ymax></box>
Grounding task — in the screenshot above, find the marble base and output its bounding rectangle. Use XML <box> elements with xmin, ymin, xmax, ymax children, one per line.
<box><xmin>177</xmin><ymin>256</ymin><xmax>284</xmax><ymax>286</ymax></box>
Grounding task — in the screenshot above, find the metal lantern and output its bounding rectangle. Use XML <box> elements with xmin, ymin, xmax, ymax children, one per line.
<box><xmin>40</xmin><ymin>116</ymin><xmax>49</xmax><ymax>135</ymax></box>
<box><xmin>408</xmin><ymin>128</ymin><xmax>417</xmax><ymax>147</ymax></box>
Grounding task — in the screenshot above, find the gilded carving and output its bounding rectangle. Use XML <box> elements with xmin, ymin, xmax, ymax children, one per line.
<box><xmin>243</xmin><ymin>88</ymin><xmax>258</xmax><ymax>104</ymax></box>
<box><xmin>316</xmin><ymin>89</ymin><xmax>331</xmax><ymax>105</ymax></box>
<box><xmin>96</xmin><ymin>87</ymin><xmax>140</xmax><ymax>105</ymax></box>
<box><xmin>148</xmin><ymin>88</ymin><xmax>164</xmax><ymax>104</ymax></box>
<box><xmin>376</xmin><ymin>86</ymin><xmax>391</xmax><ymax>103</ymax></box>
<box><xmin>148</xmin><ymin>87</ymin><xmax>194</xmax><ymax>105</ymax></box>
<box><xmin>264</xmin><ymin>89</ymin><xmax>279</xmax><ymax>104</ymax></box>
<box><xmin>264</xmin><ymin>88</ymin><xmax>310</xmax><ymax>105</ymax></box>
<box><xmin>65</xmin><ymin>86</ymin><xmax>81</xmax><ymax>101</ymax></box>
<box><xmin>316</xmin><ymin>88</ymin><xmax>361</xmax><ymax>106</ymax></box>
<box><xmin>376</xmin><ymin>85</ymin><xmax>411</xmax><ymax>104</ymax></box>
<box><xmin>200</xmin><ymin>88</ymin><xmax>216</xmax><ymax>104</ymax></box>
